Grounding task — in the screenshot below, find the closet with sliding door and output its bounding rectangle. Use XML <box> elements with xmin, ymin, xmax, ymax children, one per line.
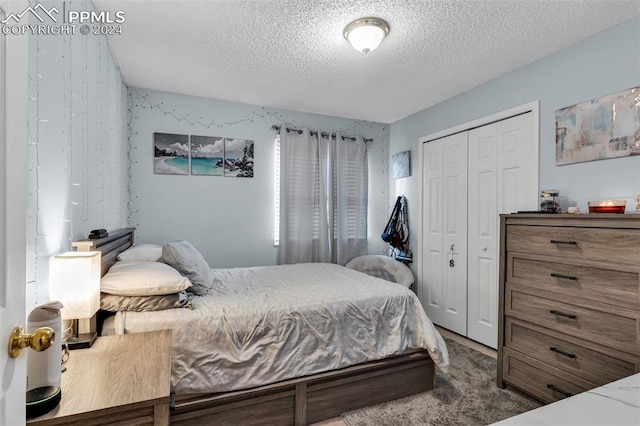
<box><xmin>419</xmin><ymin>104</ymin><xmax>539</xmax><ymax>348</ymax></box>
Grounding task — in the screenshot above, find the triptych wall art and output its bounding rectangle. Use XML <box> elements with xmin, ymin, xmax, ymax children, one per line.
<box><xmin>555</xmin><ymin>86</ymin><xmax>640</xmax><ymax>165</ymax></box>
<box><xmin>153</xmin><ymin>132</ymin><xmax>254</xmax><ymax>177</ymax></box>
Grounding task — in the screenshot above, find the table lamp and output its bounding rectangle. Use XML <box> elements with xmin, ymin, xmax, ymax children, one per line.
<box><xmin>50</xmin><ymin>251</ymin><xmax>101</xmax><ymax>349</ymax></box>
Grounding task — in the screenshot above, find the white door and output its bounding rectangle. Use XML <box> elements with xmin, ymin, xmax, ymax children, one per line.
<box><xmin>467</xmin><ymin>112</ymin><xmax>536</xmax><ymax>348</ymax></box>
<box><xmin>421</xmin><ymin>132</ymin><xmax>467</xmax><ymax>335</ymax></box>
<box><xmin>467</xmin><ymin>124</ymin><xmax>499</xmax><ymax>348</ymax></box>
<box><xmin>496</xmin><ymin>113</ymin><xmax>538</xmax><ymax>215</ymax></box>
<box><xmin>0</xmin><ymin>0</ymin><xmax>28</xmax><ymax>424</ymax></box>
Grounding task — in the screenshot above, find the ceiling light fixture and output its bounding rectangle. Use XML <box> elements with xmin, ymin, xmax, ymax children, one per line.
<box><xmin>343</xmin><ymin>17</ymin><xmax>390</xmax><ymax>54</ymax></box>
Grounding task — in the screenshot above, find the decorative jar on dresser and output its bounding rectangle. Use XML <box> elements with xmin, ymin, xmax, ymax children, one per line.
<box><xmin>497</xmin><ymin>213</ymin><xmax>640</xmax><ymax>403</ymax></box>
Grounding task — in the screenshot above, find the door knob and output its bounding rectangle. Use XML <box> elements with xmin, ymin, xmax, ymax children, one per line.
<box><xmin>7</xmin><ymin>326</ymin><xmax>55</xmax><ymax>358</ymax></box>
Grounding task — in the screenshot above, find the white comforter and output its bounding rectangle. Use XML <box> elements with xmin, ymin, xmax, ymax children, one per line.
<box><xmin>114</xmin><ymin>263</ymin><xmax>449</xmax><ymax>394</ymax></box>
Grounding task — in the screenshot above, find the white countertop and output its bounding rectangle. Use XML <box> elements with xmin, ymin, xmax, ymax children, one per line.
<box><xmin>492</xmin><ymin>373</ymin><xmax>640</xmax><ymax>426</ymax></box>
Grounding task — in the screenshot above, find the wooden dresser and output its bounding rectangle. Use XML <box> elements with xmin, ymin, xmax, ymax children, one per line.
<box><xmin>497</xmin><ymin>213</ymin><xmax>640</xmax><ymax>404</ymax></box>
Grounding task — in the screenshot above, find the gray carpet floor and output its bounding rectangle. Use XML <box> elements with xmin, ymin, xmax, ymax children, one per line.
<box><xmin>341</xmin><ymin>338</ymin><xmax>542</xmax><ymax>425</ymax></box>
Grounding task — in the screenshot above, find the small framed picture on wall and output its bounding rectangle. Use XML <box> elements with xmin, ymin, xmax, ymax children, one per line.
<box><xmin>392</xmin><ymin>150</ymin><xmax>411</xmax><ymax>179</ymax></box>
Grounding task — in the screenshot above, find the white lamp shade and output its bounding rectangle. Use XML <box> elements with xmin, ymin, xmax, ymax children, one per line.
<box><xmin>50</xmin><ymin>251</ymin><xmax>101</xmax><ymax>319</ymax></box>
<box><xmin>346</xmin><ymin>25</ymin><xmax>386</xmax><ymax>53</ymax></box>
<box><xmin>344</xmin><ymin>17</ymin><xmax>390</xmax><ymax>54</ymax></box>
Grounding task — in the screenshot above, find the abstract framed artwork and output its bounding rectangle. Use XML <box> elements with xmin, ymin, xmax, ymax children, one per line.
<box><xmin>190</xmin><ymin>135</ymin><xmax>224</xmax><ymax>176</ymax></box>
<box><xmin>555</xmin><ymin>86</ymin><xmax>640</xmax><ymax>165</ymax></box>
<box><xmin>392</xmin><ymin>150</ymin><xmax>411</xmax><ymax>179</ymax></box>
<box><xmin>224</xmin><ymin>138</ymin><xmax>254</xmax><ymax>178</ymax></box>
<box><xmin>153</xmin><ymin>132</ymin><xmax>189</xmax><ymax>175</ymax></box>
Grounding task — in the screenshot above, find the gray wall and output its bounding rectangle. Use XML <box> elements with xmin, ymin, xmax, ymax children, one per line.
<box><xmin>26</xmin><ymin>0</ymin><xmax>129</xmax><ymax>310</ymax></box>
<box><xmin>128</xmin><ymin>88</ymin><xmax>390</xmax><ymax>268</ymax></box>
<box><xmin>389</xmin><ymin>17</ymin><xmax>640</xmax><ymax>268</ymax></box>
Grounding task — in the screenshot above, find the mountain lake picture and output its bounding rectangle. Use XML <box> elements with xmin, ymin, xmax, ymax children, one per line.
<box><xmin>154</xmin><ymin>132</ymin><xmax>190</xmax><ymax>175</ymax></box>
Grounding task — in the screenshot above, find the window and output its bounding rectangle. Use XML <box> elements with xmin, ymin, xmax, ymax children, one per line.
<box><xmin>275</xmin><ymin>130</ymin><xmax>368</xmax><ymax>264</ymax></box>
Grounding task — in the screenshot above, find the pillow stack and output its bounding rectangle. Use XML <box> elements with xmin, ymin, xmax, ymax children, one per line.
<box><xmin>100</xmin><ymin>259</ymin><xmax>193</xmax><ymax>312</ymax></box>
<box><xmin>100</xmin><ymin>240</ymin><xmax>214</xmax><ymax>312</ymax></box>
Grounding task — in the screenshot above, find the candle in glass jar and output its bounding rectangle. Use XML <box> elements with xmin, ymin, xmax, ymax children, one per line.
<box><xmin>588</xmin><ymin>200</ymin><xmax>626</xmax><ymax>214</ymax></box>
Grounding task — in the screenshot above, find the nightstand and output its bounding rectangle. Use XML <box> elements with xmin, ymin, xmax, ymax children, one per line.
<box><xmin>28</xmin><ymin>329</ymin><xmax>172</xmax><ymax>426</ymax></box>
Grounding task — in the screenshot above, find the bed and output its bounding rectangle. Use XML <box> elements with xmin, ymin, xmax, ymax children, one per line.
<box><xmin>74</xmin><ymin>228</ymin><xmax>448</xmax><ymax>425</ymax></box>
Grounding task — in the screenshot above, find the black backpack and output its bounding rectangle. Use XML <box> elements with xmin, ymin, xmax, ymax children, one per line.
<box><xmin>381</xmin><ymin>196</ymin><xmax>412</xmax><ymax>263</ymax></box>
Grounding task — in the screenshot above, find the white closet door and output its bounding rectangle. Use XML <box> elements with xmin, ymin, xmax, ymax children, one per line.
<box><xmin>421</xmin><ymin>133</ymin><xmax>467</xmax><ymax>335</ymax></box>
<box><xmin>497</xmin><ymin>113</ymin><xmax>539</xmax><ymax>214</ymax></box>
<box><xmin>421</xmin><ymin>141</ymin><xmax>444</xmax><ymax>326</ymax></box>
<box><xmin>467</xmin><ymin>112</ymin><xmax>536</xmax><ymax>348</ymax></box>
<box><xmin>467</xmin><ymin>124</ymin><xmax>499</xmax><ymax>348</ymax></box>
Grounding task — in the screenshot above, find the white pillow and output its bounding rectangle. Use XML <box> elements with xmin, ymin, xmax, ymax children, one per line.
<box><xmin>116</xmin><ymin>244</ymin><xmax>163</xmax><ymax>262</ymax></box>
<box><xmin>162</xmin><ymin>240</ymin><xmax>213</xmax><ymax>296</ymax></box>
<box><xmin>345</xmin><ymin>255</ymin><xmax>414</xmax><ymax>288</ymax></box>
<box><xmin>101</xmin><ymin>261</ymin><xmax>192</xmax><ymax>296</ymax></box>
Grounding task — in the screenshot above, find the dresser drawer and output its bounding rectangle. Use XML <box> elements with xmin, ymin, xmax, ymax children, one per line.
<box><xmin>506</xmin><ymin>225</ymin><xmax>640</xmax><ymax>265</ymax></box>
<box><xmin>503</xmin><ymin>348</ymin><xmax>595</xmax><ymax>404</ymax></box>
<box><xmin>507</xmin><ymin>253</ymin><xmax>640</xmax><ymax>309</ymax></box>
<box><xmin>505</xmin><ymin>318</ymin><xmax>640</xmax><ymax>386</ymax></box>
<box><xmin>506</xmin><ymin>286</ymin><xmax>640</xmax><ymax>355</ymax></box>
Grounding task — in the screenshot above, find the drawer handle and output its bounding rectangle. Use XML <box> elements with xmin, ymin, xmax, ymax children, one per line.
<box><xmin>550</xmin><ymin>347</ymin><xmax>577</xmax><ymax>359</ymax></box>
<box><xmin>550</xmin><ymin>310</ymin><xmax>577</xmax><ymax>319</ymax></box>
<box><xmin>550</xmin><ymin>273</ymin><xmax>578</xmax><ymax>281</ymax></box>
<box><xmin>550</xmin><ymin>240</ymin><xmax>578</xmax><ymax>245</ymax></box>
<box><xmin>546</xmin><ymin>384</ymin><xmax>574</xmax><ymax>398</ymax></box>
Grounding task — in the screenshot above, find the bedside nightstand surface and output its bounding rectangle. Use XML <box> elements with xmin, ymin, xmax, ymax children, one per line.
<box><xmin>28</xmin><ymin>329</ymin><xmax>172</xmax><ymax>425</ymax></box>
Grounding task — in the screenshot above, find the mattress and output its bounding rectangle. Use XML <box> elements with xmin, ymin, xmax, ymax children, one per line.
<box><xmin>114</xmin><ymin>262</ymin><xmax>449</xmax><ymax>394</ymax></box>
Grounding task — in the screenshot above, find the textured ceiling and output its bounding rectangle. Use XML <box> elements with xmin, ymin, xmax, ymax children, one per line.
<box><xmin>94</xmin><ymin>0</ymin><xmax>640</xmax><ymax>123</ymax></box>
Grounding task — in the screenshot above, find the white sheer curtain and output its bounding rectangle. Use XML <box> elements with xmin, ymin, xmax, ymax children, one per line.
<box><xmin>333</xmin><ymin>132</ymin><xmax>368</xmax><ymax>265</ymax></box>
<box><xmin>278</xmin><ymin>128</ymin><xmax>368</xmax><ymax>265</ymax></box>
<box><xmin>278</xmin><ymin>127</ymin><xmax>329</xmax><ymax>264</ymax></box>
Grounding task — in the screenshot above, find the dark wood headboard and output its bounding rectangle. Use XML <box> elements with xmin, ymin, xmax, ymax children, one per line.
<box><xmin>72</xmin><ymin>228</ymin><xmax>135</xmax><ymax>276</ymax></box>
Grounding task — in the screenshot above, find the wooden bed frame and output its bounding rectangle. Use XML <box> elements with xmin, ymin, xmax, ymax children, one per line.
<box><xmin>76</xmin><ymin>228</ymin><xmax>437</xmax><ymax>425</ymax></box>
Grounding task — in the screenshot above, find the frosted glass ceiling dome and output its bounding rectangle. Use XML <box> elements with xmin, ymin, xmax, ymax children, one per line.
<box><xmin>343</xmin><ymin>17</ymin><xmax>390</xmax><ymax>54</ymax></box>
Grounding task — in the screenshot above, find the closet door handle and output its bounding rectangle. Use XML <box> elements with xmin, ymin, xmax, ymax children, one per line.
<box><xmin>550</xmin><ymin>310</ymin><xmax>577</xmax><ymax>319</ymax></box>
<box><xmin>550</xmin><ymin>273</ymin><xmax>577</xmax><ymax>281</ymax></box>
<box><xmin>550</xmin><ymin>240</ymin><xmax>577</xmax><ymax>245</ymax></box>
<box><xmin>546</xmin><ymin>384</ymin><xmax>573</xmax><ymax>398</ymax></box>
<box><xmin>549</xmin><ymin>347</ymin><xmax>577</xmax><ymax>359</ymax></box>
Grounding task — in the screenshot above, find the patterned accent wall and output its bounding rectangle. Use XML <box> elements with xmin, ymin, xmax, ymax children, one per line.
<box><xmin>26</xmin><ymin>0</ymin><xmax>129</xmax><ymax>309</ymax></box>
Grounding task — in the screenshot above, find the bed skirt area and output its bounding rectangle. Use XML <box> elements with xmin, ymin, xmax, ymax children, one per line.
<box><xmin>170</xmin><ymin>349</ymin><xmax>435</xmax><ymax>425</ymax></box>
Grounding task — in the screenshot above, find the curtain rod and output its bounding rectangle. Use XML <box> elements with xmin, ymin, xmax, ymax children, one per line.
<box><xmin>271</xmin><ymin>125</ymin><xmax>373</xmax><ymax>143</ymax></box>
